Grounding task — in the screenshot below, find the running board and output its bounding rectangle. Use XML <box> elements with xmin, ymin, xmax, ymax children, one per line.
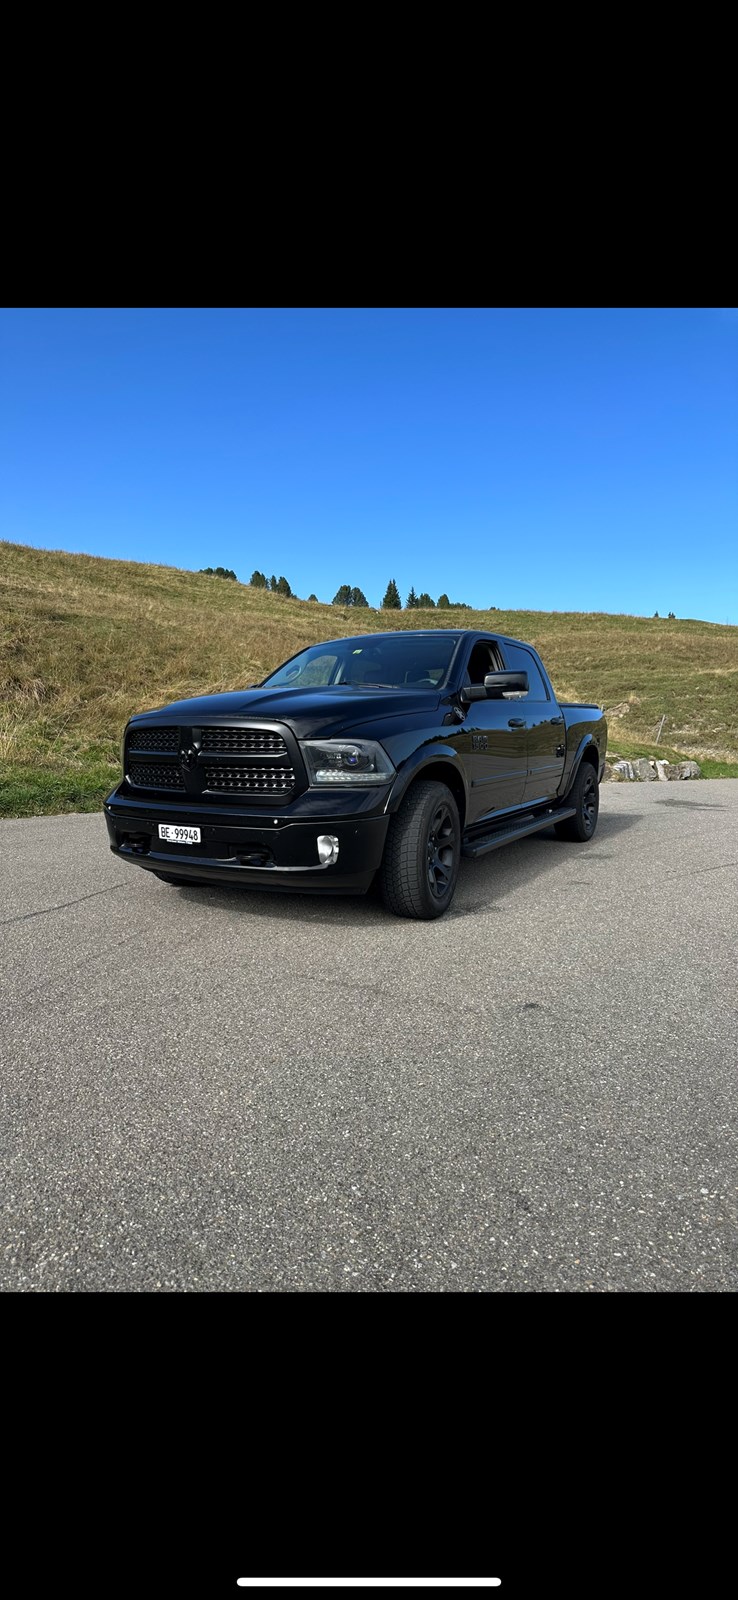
<box><xmin>462</xmin><ymin>805</ymin><xmax>576</xmax><ymax>858</ymax></box>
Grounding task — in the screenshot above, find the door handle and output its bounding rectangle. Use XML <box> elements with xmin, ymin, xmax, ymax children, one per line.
<box><xmin>549</xmin><ymin>714</ymin><xmax>564</xmax><ymax>725</ymax></box>
<box><xmin>507</xmin><ymin>717</ymin><xmax>526</xmax><ymax>728</ymax></box>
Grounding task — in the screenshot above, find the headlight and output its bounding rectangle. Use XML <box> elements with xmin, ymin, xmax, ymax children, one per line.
<box><xmin>300</xmin><ymin>738</ymin><xmax>395</xmax><ymax>786</ymax></box>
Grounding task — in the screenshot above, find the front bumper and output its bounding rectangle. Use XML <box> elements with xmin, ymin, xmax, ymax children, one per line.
<box><xmin>104</xmin><ymin>788</ymin><xmax>390</xmax><ymax>894</ymax></box>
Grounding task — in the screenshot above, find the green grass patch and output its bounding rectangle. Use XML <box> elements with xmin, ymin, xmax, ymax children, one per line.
<box><xmin>0</xmin><ymin>758</ymin><xmax>119</xmax><ymax>818</ymax></box>
<box><xmin>606</xmin><ymin>736</ymin><xmax>688</xmax><ymax>764</ymax></box>
<box><xmin>607</xmin><ymin>734</ymin><xmax>738</xmax><ymax>778</ymax></box>
<box><xmin>694</xmin><ymin>757</ymin><xmax>738</xmax><ymax>778</ymax></box>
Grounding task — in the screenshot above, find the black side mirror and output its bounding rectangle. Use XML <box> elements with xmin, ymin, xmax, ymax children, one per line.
<box><xmin>484</xmin><ymin>671</ymin><xmax>528</xmax><ymax>697</ymax></box>
<box><xmin>458</xmin><ymin>670</ymin><xmax>529</xmax><ymax>706</ymax></box>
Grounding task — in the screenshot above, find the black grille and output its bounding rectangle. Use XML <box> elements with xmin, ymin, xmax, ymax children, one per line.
<box><xmin>200</xmin><ymin>727</ymin><xmax>288</xmax><ymax>756</ymax></box>
<box><xmin>205</xmin><ymin>765</ymin><xmax>296</xmax><ymax>793</ymax></box>
<box><xmin>129</xmin><ymin>763</ymin><xmax>185</xmax><ymax>790</ymax></box>
<box><xmin>128</xmin><ymin>726</ymin><xmax>180</xmax><ymax>752</ymax></box>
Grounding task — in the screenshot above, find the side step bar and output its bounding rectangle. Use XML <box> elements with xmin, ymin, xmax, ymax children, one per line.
<box><xmin>462</xmin><ymin>805</ymin><xmax>577</xmax><ymax>858</ymax></box>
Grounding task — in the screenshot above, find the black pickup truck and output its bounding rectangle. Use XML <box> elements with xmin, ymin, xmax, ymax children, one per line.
<box><xmin>104</xmin><ymin>629</ymin><xmax>607</xmax><ymax>919</ymax></box>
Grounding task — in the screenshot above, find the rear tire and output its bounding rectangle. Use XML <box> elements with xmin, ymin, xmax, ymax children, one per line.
<box><xmin>380</xmin><ymin>780</ymin><xmax>461</xmax><ymax>919</ymax></box>
<box><xmin>554</xmin><ymin>761</ymin><xmax>599</xmax><ymax>842</ymax></box>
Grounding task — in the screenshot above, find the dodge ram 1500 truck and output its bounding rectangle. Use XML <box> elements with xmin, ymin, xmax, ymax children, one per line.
<box><xmin>104</xmin><ymin>629</ymin><xmax>607</xmax><ymax>919</ymax></box>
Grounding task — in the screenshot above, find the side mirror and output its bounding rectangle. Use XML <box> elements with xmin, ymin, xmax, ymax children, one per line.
<box><xmin>484</xmin><ymin>670</ymin><xmax>528</xmax><ymax>697</ymax></box>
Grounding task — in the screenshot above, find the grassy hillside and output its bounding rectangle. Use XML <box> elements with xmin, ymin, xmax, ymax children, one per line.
<box><xmin>2</xmin><ymin>539</ymin><xmax>737</xmax><ymax>816</ymax></box>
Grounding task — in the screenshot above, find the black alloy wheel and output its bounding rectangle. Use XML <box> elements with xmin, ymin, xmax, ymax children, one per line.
<box><xmin>426</xmin><ymin>797</ymin><xmax>457</xmax><ymax>899</ymax></box>
<box><xmin>380</xmin><ymin>779</ymin><xmax>461</xmax><ymax>919</ymax></box>
<box><xmin>554</xmin><ymin>760</ymin><xmax>600</xmax><ymax>842</ymax></box>
<box><xmin>580</xmin><ymin>768</ymin><xmax>598</xmax><ymax>836</ymax></box>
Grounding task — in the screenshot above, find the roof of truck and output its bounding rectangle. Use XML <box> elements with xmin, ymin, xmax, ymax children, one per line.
<box><xmin>314</xmin><ymin>628</ymin><xmax>529</xmax><ymax>648</ymax></box>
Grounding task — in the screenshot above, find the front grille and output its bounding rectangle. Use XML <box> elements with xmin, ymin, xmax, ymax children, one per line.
<box><xmin>205</xmin><ymin>765</ymin><xmax>296</xmax><ymax>793</ymax></box>
<box><xmin>125</xmin><ymin>722</ymin><xmax>299</xmax><ymax>802</ymax></box>
<box><xmin>128</xmin><ymin>726</ymin><xmax>180</xmax><ymax>752</ymax></box>
<box><xmin>200</xmin><ymin>727</ymin><xmax>287</xmax><ymax>756</ymax></box>
<box><xmin>129</xmin><ymin>762</ymin><xmax>185</xmax><ymax>790</ymax></box>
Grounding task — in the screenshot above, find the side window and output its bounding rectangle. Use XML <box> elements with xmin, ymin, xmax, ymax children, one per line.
<box><xmin>466</xmin><ymin>641</ymin><xmax>504</xmax><ymax>684</ymax></box>
<box><xmin>501</xmin><ymin>644</ymin><xmax>549</xmax><ymax>700</ymax></box>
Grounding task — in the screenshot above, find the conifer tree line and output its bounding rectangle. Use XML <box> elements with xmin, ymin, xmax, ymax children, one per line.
<box><xmin>202</xmin><ymin>565</ymin><xmax>472</xmax><ymax>608</ymax></box>
<box><xmin>250</xmin><ymin>570</ymin><xmax>293</xmax><ymax>596</ymax></box>
<box><xmin>382</xmin><ymin>578</ymin><xmax>470</xmax><ymax>610</ymax></box>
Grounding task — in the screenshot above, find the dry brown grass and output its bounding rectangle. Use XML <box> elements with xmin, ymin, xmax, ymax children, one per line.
<box><xmin>2</xmin><ymin>538</ymin><xmax>737</xmax><ymax>814</ymax></box>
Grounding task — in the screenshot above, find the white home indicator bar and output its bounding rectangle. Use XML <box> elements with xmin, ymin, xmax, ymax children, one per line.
<box><xmin>236</xmin><ymin>1583</ymin><xmax>502</xmax><ymax>1590</ymax></box>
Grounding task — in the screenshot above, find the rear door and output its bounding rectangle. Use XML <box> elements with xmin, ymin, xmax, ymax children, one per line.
<box><xmin>500</xmin><ymin>643</ymin><xmax>566</xmax><ymax>804</ymax></box>
<box><xmin>458</xmin><ymin>639</ymin><xmax>528</xmax><ymax>825</ymax></box>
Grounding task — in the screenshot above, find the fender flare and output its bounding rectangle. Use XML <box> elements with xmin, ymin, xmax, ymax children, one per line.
<box><xmin>564</xmin><ymin>733</ymin><xmax>601</xmax><ymax>797</ymax></box>
<box><xmin>385</xmin><ymin>743</ymin><xmax>468</xmax><ymax>814</ymax></box>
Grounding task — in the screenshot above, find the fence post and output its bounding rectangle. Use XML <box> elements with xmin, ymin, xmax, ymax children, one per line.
<box><xmin>655</xmin><ymin>714</ymin><xmax>666</xmax><ymax>744</ymax></box>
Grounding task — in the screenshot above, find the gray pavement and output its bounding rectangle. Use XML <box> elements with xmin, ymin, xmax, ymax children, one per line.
<box><xmin>1</xmin><ymin>783</ymin><xmax>737</xmax><ymax>1291</ymax></box>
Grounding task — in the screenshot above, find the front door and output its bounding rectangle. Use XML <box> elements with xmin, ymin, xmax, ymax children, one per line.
<box><xmin>457</xmin><ymin>639</ymin><xmax>528</xmax><ymax>826</ymax></box>
<box><xmin>464</xmin><ymin>698</ymin><xmax>528</xmax><ymax>825</ymax></box>
<box><xmin>498</xmin><ymin>643</ymin><xmax>566</xmax><ymax>804</ymax></box>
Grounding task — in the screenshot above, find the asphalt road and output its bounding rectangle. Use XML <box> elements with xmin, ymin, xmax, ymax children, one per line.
<box><xmin>2</xmin><ymin>782</ymin><xmax>737</xmax><ymax>1292</ymax></box>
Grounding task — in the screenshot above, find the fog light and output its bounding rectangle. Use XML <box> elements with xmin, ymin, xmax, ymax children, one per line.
<box><xmin>317</xmin><ymin>833</ymin><xmax>340</xmax><ymax>865</ymax></box>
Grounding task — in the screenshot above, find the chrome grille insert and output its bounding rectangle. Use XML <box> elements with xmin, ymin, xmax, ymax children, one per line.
<box><xmin>200</xmin><ymin>727</ymin><xmax>288</xmax><ymax>756</ymax></box>
<box><xmin>205</xmin><ymin>765</ymin><xmax>296</xmax><ymax>793</ymax></box>
<box><xmin>129</xmin><ymin>762</ymin><xmax>185</xmax><ymax>790</ymax></box>
<box><xmin>128</xmin><ymin>726</ymin><xmax>180</xmax><ymax>752</ymax></box>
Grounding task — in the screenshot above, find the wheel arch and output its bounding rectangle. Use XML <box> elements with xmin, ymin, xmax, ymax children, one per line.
<box><xmin>565</xmin><ymin>734</ymin><xmax>601</xmax><ymax>796</ymax></box>
<box><xmin>387</xmin><ymin>751</ymin><xmax>468</xmax><ymax>829</ymax></box>
<box><xmin>579</xmin><ymin>743</ymin><xmax>600</xmax><ymax>773</ymax></box>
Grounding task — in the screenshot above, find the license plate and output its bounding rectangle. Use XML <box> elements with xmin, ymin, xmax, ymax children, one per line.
<box><xmin>158</xmin><ymin>825</ymin><xmax>201</xmax><ymax>845</ymax></box>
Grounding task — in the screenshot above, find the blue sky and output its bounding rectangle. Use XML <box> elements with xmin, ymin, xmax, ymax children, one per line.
<box><xmin>1</xmin><ymin>307</ymin><xmax>735</xmax><ymax>622</ymax></box>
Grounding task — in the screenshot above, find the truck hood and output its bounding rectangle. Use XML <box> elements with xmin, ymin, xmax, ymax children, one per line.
<box><xmin>134</xmin><ymin>685</ymin><xmax>442</xmax><ymax>739</ymax></box>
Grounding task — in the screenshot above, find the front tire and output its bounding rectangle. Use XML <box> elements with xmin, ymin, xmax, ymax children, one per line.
<box><xmin>380</xmin><ymin>780</ymin><xmax>461</xmax><ymax>919</ymax></box>
<box><xmin>554</xmin><ymin>761</ymin><xmax>599</xmax><ymax>842</ymax></box>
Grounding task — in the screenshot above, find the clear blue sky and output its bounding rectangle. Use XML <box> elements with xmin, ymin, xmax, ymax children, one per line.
<box><xmin>1</xmin><ymin>307</ymin><xmax>736</xmax><ymax>622</ymax></box>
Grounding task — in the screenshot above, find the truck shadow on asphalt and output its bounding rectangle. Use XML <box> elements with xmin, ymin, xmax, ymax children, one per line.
<box><xmin>164</xmin><ymin>810</ymin><xmax>641</xmax><ymax>928</ymax></box>
<box><xmin>655</xmin><ymin>796</ymin><xmax>727</xmax><ymax>810</ymax></box>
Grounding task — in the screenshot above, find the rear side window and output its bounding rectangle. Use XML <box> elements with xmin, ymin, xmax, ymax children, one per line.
<box><xmin>500</xmin><ymin>644</ymin><xmax>549</xmax><ymax>700</ymax></box>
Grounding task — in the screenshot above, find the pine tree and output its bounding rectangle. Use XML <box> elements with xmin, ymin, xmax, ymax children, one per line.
<box><xmin>270</xmin><ymin>575</ymin><xmax>277</xmax><ymax>592</ymax></box>
<box><xmin>332</xmin><ymin>585</ymin><xmax>353</xmax><ymax>605</ymax></box>
<box><xmin>276</xmin><ymin>576</ymin><xmax>292</xmax><ymax>596</ymax></box>
<box><xmin>250</xmin><ymin>570</ymin><xmax>267</xmax><ymax>588</ymax></box>
<box><xmin>416</xmin><ymin>592</ymin><xmax>435</xmax><ymax>608</ymax></box>
<box><xmin>307</xmin><ymin>593</ymin><xmax>318</xmax><ymax>602</ymax></box>
<box><xmin>350</xmin><ymin>587</ymin><xmax>369</xmax><ymax>607</ymax></box>
<box><xmin>437</xmin><ymin>593</ymin><xmax>450</xmax><ymax>608</ymax></box>
<box><xmin>382</xmin><ymin>578</ymin><xmax>401</xmax><ymax>609</ymax></box>
<box><xmin>406</xmin><ymin>586</ymin><xmax>418</xmax><ymax>609</ymax></box>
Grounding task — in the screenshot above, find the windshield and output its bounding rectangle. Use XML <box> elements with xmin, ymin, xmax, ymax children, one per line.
<box><xmin>260</xmin><ymin>636</ymin><xmax>461</xmax><ymax>691</ymax></box>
